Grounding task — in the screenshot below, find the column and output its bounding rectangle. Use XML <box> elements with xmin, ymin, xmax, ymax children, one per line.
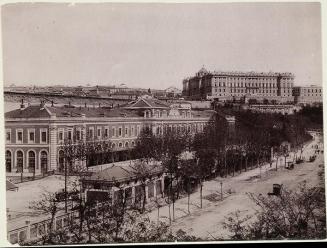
<box><xmin>82</xmin><ymin>122</ymin><xmax>87</xmax><ymax>168</ymax></box>
<box><xmin>25</xmin><ymin>220</ymin><xmax>31</xmax><ymax>241</ymax></box>
<box><xmin>145</xmin><ymin>182</ymin><xmax>149</xmax><ymax>202</ymax></box>
<box><xmin>49</xmin><ymin>114</ymin><xmax>57</xmax><ymax>171</ymax></box>
<box><xmin>131</xmin><ymin>185</ymin><xmax>135</xmax><ymax>204</ymax></box>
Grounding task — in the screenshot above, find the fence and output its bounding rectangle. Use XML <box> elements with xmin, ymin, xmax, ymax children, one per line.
<box><xmin>7</xmin><ymin>210</ymin><xmax>79</xmax><ymax>244</ymax></box>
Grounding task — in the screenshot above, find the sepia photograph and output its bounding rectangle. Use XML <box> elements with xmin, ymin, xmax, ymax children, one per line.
<box><xmin>1</xmin><ymin>1</ymin><xmax>326</xmax><ymax>245</ymax></box>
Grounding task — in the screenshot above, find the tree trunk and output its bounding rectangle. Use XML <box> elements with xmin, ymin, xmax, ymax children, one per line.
<box><xmin>142</xmin><ymin>184</ymin><xmax>146</xmax><ymax>213</ymax></box>
<box><xmin>168</xmin><ymin>194</ymin><xmax>171</xmax><ymax>225</ymax></box>
<box><xmin>284</xmin><ymin>155</ymin><xmax>287</xmax><ymax>168</ymax></box>
<box><xmin>65</xmin><ymin>161</ymin><xmax>68</xmax><ymax>213</ymax></box>
<box><xmin>200</xmin><ymin>180</ymin><xmax>203</xmax><ymax>209</ymax></box>
<box><xmin>187</xmin><ymin>180</ymin><xmax>190</xmax><ymax>214</ymax></box>
<box><xmin>276</xmin><ymin>156</ymin><xmax>278</xmax><ymax>171</ymax></box>
<box><xmin>245</xmin><ymin>157</ymin><xmax>248</xmax><ymax>172</ymax></box>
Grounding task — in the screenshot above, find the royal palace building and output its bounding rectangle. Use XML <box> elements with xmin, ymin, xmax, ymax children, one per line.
<box><xmin>182</xmin><ymin>67</ymin><xmax>294</xmax><ymax>103</ymax></box>
<box><xmin>5</xmin><ymin>95</ymin><xmax>213</xmax><ymax>176</ymax></box>
<box><xmin>293</xmin><ymin>85</ymin><xmax>323</xmax><ymax>106</ymax></box>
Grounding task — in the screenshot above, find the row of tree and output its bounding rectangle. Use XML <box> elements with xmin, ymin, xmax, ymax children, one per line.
<box><xmin>31</xmin><ymin>107</ymin><xmax>318</xmax><ymax>244</ymax></box>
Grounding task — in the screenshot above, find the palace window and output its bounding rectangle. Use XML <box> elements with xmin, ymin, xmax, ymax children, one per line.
<box><xmin>118</xmin><ymin>127</ymin><xmax>122</xmax><ymax>137</ymax></box>
<box><xmin>125</xmin><ymin>127</ymin><xmax>129</xmax><ymax>136</ymax></box>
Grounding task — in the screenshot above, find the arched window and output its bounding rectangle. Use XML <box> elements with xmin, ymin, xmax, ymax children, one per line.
<box><xmin>6</xmin><ymin>150</ymin><xmax>11</xmax><ymax>173</ymax></box>
<box><xmin>119</xmin><ymin>142</ymin><xmax>123</xmax><ymax>148</ymax></box>
<box><xmin>28</xmin><ymin>151</ymin><xmax>36</xmax><ymax>173</ymax></box>
<box><xmin>131</xmin><ymin>141</ymin><xmax>135</xmax><ymax>147</ymax></box>
<box><xmin>59</xmin><ymin>150</ymin><xmax>64</xmax><ymax>172</ymax></box>
<box><xmin>16</xmin><ymin>151</ymin><xmax>23</xmax><ymax>172</ymax></box>
<box><xmin>112</xmin><ymin>143</ymin><xmax>116</xmax><ymax>149</ymax></box>
<box><xmin>40</xmin><ymin>151</ymin><xmax>48</xmax><ymax>174</ymax></box>
<box><xmin>125</xmin><ymin>142</ymin><xmax>129</xmax><ymax>148</ymax></box>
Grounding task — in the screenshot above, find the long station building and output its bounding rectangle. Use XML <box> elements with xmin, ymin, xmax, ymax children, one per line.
<box><xmin>5</xmin><ymin>95</ymin><xmax>213</xmax><ymax>176</ymax></box>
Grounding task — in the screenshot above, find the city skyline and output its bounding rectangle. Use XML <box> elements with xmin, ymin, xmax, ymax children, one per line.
<box><xmin>2</xmin><ymin>2</ymin><xmax>323</xmax><ymax>89</ymax></box>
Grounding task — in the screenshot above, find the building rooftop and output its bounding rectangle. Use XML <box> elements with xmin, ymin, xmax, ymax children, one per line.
<box><xmin>5</xmin><ymin>101</ymin><xmax>214</xmax><ymax>119</ymax></box>
<box><xmin>123</xmin><ymin>96</ymin><xmax>170</xmax><ymax>109</ymax></box>
<box><xmin>186</xmin><ymin>68</ymin><xmax>295</xmax><ymax>80</ymax></box>
<box><xmin>85</xmin><ymin>163</ymin><xmax>163</xmax><ymax>183</ymax></box>
<box><xmin>5</xmin><ymin>104</ymin><xmax>141</xmax><ymax>119</ymax></box>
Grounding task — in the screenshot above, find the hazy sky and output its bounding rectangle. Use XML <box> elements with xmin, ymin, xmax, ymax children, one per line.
<box><xmin>1</xmin><ymin>2</ymin><xmax>322</xmax><ymax>89</ymax></box>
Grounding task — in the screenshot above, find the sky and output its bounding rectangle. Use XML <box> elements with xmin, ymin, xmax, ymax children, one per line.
<box><xmin>1</xmin><ymin>2</ymin><xmax>323</xmax><ymax>89</ymax></box>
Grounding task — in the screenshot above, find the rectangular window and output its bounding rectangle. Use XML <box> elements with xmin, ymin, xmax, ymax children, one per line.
<box><xmin>131</xmin><ymin>127</ymin><xmax>134</xmax><ymax>137</ymax></box>
<box><xmin>40</xmin><ymin>129</ymin><xmax>47</xmax><ymax>143</ymax></box>
<box><xmin>125</xmin><ymin>127</ymin><xmax>128</xmax><ymax>136</ymax></box>
<box><xmin>104</xmin><ymin>127</ymin><xmax>109</xmax><ymax>138</ymax></box>
<box><xmin>112</xmin><ymin>127</ymin><xmax>116</xmax><ymax>137</ymax></box>
<box><xmin>6</xmin><ymin>129</ymin><xmax>11</xmax><ymax>143</ymax></box>
<box><xmin>68</xmin><ymin>130</ymin><xmax>72</xmax><ymax>140</ymax></box>
<box><xmin>76</xmin><ymin>130</ymin><xmax>81</xmax><ymax>140</ymax></box>
<box><xmin>119</xmin><ymin>127</ymin><xmax>122</xmax><ymax>137</ymax></box>
<box><xmin>97</xmin><ymin>127</ymin><xmax>101</xmax><ymax>139</ymax></box>
<box><xmin>88</xmin><ymin>127</ymin><xmax>94</xmax><ymax>140</ymax></box>
<box><xmin>28</xmin><ymin>129</ymin><xmax>35</xmax><ymax>143</ymax></box>
<box><xmin>17</xmin><ymin>129</ymin><xmax>23</xmax><ymax>143</ymax></box>
<box><xmin>137</xmin><ymin>126</ymin><xmax>140</xmax><ymax>136</ymax></box>
<box><xmin>58</xmin><ymin>129</ymin><xmax>64</xmax><ymax>142</ymax></box>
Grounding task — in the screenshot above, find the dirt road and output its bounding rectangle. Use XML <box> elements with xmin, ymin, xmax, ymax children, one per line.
<box><xmin>147</xmin><ymin>133</ymin><xmax>324</xmax><ymax>240</ymax></box>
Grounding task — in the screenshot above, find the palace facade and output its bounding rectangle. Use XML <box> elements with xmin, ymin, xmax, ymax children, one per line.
<box><xmin>293</xmin><ymin>85</ymin><xmax>323</xmax><ymax>105</ymax></box>
<box><xmin>5</xmin><ymin>96</ymin><xmax>213</xmax><ymax>176</ymax></box>
<box><xmin>182</xmin><ymin>67</ymin><xmax>294</xmax><ymax>103</ymax></box>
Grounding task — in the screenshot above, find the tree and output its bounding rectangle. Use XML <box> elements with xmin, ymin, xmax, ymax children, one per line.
<box><xmin>223</xmin><ymin>183</ymin><xmax>326</xmax><ymax>240</ymax></box>
<box><xmin>60</xmin><ymin>138</ymin><xmax>78</xmax><ymax>213</ymax></box>
<box><xmin>28</xmin><ymin>191</ymin><xmax>64</xmax><ymax>244</ymax></box>
<box><xmin>123</xmin><ymin>160</ymin><xmax>163</xmax><ymax>213</ymax></box>
<box><xmin>160</xmin><ymin>129</ymin><xmax>188</xmax><ymax>221</ymax></box>
<box><xmin>179</xmin><ymin>159</ymin><xmax>197</xmax><ymax>214</ymax></box>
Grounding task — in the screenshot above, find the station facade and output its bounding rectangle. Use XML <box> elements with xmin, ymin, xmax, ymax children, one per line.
<box><xmin>5</xmin><ymin>96</ymin><xmax>213</xmax><ymax>176</ymax></box>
